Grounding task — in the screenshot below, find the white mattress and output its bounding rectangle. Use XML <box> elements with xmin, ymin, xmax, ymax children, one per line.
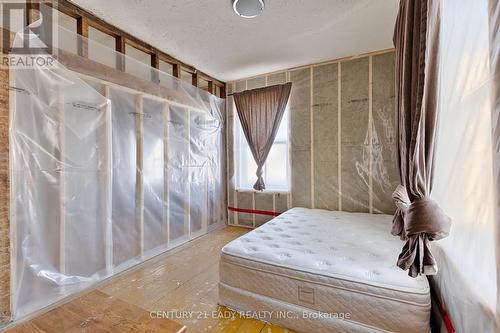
<box><xmin>219</xmin><ymin>207</ymin><xmax>431</xmax><ymax>333</ymax></box>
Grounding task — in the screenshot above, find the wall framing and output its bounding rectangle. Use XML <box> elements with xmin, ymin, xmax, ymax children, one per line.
<box><xmin>0</xmin><ymin>55</ymin><xmax>10</xmax><ymax>324</ymax></box>
<box><xmin>227</xmin><ymin>48</ymin><xmax>398</xmax><ymax>228</ymax></box>
<box><xmin>0</xmin><ymin>26</ymin><xmax>14</xmax><ymax>324</ymax></box>
<box><xmin>26</xmin><ymin>0</ymin><xmax>226</xmax><ymax>98</ymax></box>
<box><xmin>0</xmin><ymin>0</ymin><xmax>227</xmax><ymax>320</ymax></box>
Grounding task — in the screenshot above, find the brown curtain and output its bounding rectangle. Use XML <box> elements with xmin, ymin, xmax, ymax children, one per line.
<box><xmin>392</xmin><ymin>0</ymin><xmax>451</xmax><ymax>277</ymax></box>
<box><xmin>233</xmin><ymin>82</ymin><xmax>292</xmax><ymax>191</ymax></box>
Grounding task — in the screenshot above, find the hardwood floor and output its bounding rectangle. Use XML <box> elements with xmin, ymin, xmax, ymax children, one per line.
<box><xmin>7</xmin><ymin>290</ymin><xmax>186</xmax><ymax>333</ymax></box>
<box><xmin>4</xmin><ymin>226</ymin><xmax>296</xmax><ymax>333</ymax></box>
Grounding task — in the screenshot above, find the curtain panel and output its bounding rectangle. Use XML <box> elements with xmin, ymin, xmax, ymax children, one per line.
<box><xmin>392</xmin><ymin>0</ymin><xmax>451</xmax><ymax>277</ymax></box>
<box><xmin>233</xmin><ymin>82</ymin><xmax>292</xmax><ymax>191</ymax></box>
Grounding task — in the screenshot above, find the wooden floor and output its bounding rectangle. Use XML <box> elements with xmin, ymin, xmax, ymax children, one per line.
<box><xmin>5</xmin><ymin>226</ymin><xmax>296</xmax><ymax>333</ymax></box>
<box><xmin>7</xmin><ymin>290</ymin><xmax>186</xmax><ymax>333</ymax></box>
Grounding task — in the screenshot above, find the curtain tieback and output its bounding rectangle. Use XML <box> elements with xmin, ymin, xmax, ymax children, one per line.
<box><xmin>391</xmin><ymin>186</ymin><xmax>452</xmax><ymax>277</ymax></box>
<box><xmin>253</xmin><ymin>165</ymin><xmax>265</xmax><ymax>191</ymax></box>
<box><xmin>391</xmin><ymin>185</ymin><xmax>410</xmax><ymax>240</ymax></box>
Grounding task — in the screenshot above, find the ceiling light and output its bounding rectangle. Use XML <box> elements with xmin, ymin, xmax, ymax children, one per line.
<box><xmin>233</xmin><ymin>0</ymin><xmax>265</xmax><ymax>19</ymax></box>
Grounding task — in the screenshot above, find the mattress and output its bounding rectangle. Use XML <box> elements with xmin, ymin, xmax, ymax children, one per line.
<box><xmin>219</xmin><ymin>207</ymin><xmax>431</xmax><ymax>333</ymax></box>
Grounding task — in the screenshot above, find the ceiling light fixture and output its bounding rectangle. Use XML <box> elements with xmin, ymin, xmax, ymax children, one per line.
<box><xmin>233</xmin><ymin>0</ymin><xmax>265</xmax><ymax>19</ymax></box>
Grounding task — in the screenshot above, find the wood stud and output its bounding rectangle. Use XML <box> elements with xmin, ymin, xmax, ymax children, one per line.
<box><xmin>151</xmin><ymin>53</ymin><xmax>160</xmax><ymax>84</ymax></box>
<box><xmin>115</xmin><ymin>36</ymin><xmax>126</xmax><ymax>72</ymax></box>
<box><xmin>76</xmin><ymin>16</ymin><xmax>89</xmax><ymax>58</ymax></box>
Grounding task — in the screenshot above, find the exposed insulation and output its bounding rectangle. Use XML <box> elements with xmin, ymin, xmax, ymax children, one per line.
<box><xmin>237</xmin><ymin>191</ymin><xmax>254</xmax><ymax>227</ymax></box>
<box><xmin>372</xmin><ymin>53</ymin><xmax>398</xmax><ymax>214</ymax></box>
<box><xmin>227</xmin><ymin>51</ymin><xmax>397</xmax><ymax>228</ymax></box>
<box><xmin>247</xmin><ymin>77</ymin><xmax>266</xmax><ymax>90</ymax></box>
<box><xmin>235</xmin><ymin>81</ymin><xmax>246</xmax><ymax>93</ymax></box>
<box><xmin>274</xmin><ymin>193</ymin><xmax>289</xmax><ymax>213</ymax></box>
<box><xmin>254</xmin><ymin>192</ymin><xmax>274</xmax><ymax>226</ymax></box>
<box><xmin>290</xmin><ymin>68</ymin><xmax>312</xmax><ymax>208</ymax></box>
<box><xmin>267</xmin><ymin>73</ymin><xmax>286</xmax><ymax>86</ymax></box>
<box><xmin>341</xmin><ymin>58</ymin><xmax>370</xmax><ymax>212</ymax></box>
<box><xmin>313</xmin><ymin>63</ymin><xmax>339</xmax><ymax>210</ymax></box>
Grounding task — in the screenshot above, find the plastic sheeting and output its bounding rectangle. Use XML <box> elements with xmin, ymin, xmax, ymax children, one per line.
<box><xmin>227</xmin><ymin>51</ymin><xmax>399</xmax><ymax>228</ymax></box>
<box><xmin>429</xmin><ymin>0</ymin><xmax>499</xmax><ymax>332</ymax></box>
<box><xmin>10</xmin><ymin>5</ymin><xmax>225</xmax><ymax>319</ymax></box>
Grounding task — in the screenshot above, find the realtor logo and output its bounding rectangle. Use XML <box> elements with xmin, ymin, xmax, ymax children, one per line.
<box><xmin>1</xmin><ymin>1</ymin><xmax>57</xmax><ymax>68</ymax></box>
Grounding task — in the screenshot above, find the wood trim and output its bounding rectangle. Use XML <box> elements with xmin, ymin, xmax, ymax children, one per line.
<box><xmin>151</xmin><ymin>53</ymin><xmax>160</xmax><ymax>83</ymax></box>
<box><xmin>26</xmin><ymin>0</ymin><xmax>41</xmax><ymax>25</ymax></box>
<box><xmin>191</xmin><ymin>71</ymin><xmax>198</xmax><ymax>87</ymax></box>
<box><xmin>0</xmin><ymin>57</ymin><xmax>10</xmax><ymax>324</ymax></box>
<box><xmin>220</xmin><ymin>85</ymin><xmax>226</xmax><ymax>99</ymax></box>
<box><xmin>172</xmin><ymin>64</ymin><xmax>180</xmax><ymax>79</ymax></box>
<box><xmin>163</xmin><ymin>102</ymin><xmax>170</xmax><ymax>245</ymax></box>
<box><xmin>115</xmin><ymin>35</ymin><xmax>126</xmax><ymax>71</ymax></box>
<box><xmin>151</xmin><ymin>53</ymin><xmax>160</xmax><ymax>69</ymax></box>
<box><xmin>207</xmin><ymin>81</ymin><xmax>214</xmax><ymax>94</ymax></box>
<box><xmin>46</xmin><ymin>0</ymin><xmax>226</xmax><ymax>92</ymax></box>
<box><xmin>76</xmin><ymin>16</ymin><xmax>89</xmax><ymax>57</ymax></box>
<box><xmin>135</xmin><ymin>95</ymin><xmax>144</xmax><ymax>257</ymax></box>
<box><xmin>57</xmin><ymin>85</ymin><xmax>66</xmax><ymax>275</ymax></box>
<box><xmin>102</xmin><ymin>85</ymin><xmax>113</xmax><ymax>274</ymax></box>
<box><xmin>56</xmin><ymin>49</ymin><xmax>212</xmax><ymax>114</ymax></box>
<box><xmin>76</xmin><ymin>16</ymin><xmax>89</xmax><ymax>37</ymax></box>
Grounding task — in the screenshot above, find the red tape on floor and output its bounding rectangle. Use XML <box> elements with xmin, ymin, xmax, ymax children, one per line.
<box><xmin>437</xmin><ymin>300</ymin><xmax>455</xmax><ymax>333</ymax></box>
<box><xmin>228</xmin><ymin>206</ymin><xmax>281</xmax><ymax>217</ymax></box>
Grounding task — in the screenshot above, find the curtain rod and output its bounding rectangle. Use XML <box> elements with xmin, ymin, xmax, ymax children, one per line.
<box><xmin>227</xmin><ymin>82</ymin><xmax>291</xmax><ymax>97</ymax></box>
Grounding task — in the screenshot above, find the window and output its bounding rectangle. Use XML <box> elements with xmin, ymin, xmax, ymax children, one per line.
<box><xmin>180</xmin><ymin>70</ymin><xmax>193</xmax><ymax>84</ymax></box>
<box><xmin>198</xmin><ymin>78</ymin><xmax>210</xmax><ymax>92</ymax></box>
<box><xmin>56</xmin><ymin>10</ymin><xmax>77</xmax><ymax>54</ymax></box>
<box><xmin>125</xmin><ymin>44</ymin><xmax>151</xmax><ymax>81</ymax></box>
<box><xmin>159</xmin><ymin>60</ymin><xmax>174</xmax><ymax>76</ymax></box>
<box><xmin>235</xmin><ymin>104</ymin><xmax>290</xmax><ymax>191</ymax></box>
<box><xmin>88</xmin><ymin>27</ymin><xmax>117</xmax><ymax>68</ymax></box>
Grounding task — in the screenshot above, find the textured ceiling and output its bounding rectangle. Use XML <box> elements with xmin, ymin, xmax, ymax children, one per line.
<box><xmin>71</xmin><ymin>0</ymin><xmax>399</xmax><ymax>82</ymax></box>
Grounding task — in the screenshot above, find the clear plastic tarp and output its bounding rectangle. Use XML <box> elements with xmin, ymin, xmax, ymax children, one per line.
<box><xmin>10</xmin><ymin>4</ymin><xmax>225</xmax><ymax>319</ymax></box>
<box><xmin>429</xmin><ymin>0</ymin><xmax>499</xmax><ymax>332</ymax></box>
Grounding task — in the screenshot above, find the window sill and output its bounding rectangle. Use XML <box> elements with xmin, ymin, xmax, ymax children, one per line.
<box><xmin>235</xmin><ymin>188</ymin><xmax>290</xmax><ymax>194</ymax></box>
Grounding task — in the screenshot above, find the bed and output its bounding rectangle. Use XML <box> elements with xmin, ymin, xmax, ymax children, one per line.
<box><xmin>219</xmin><ymin>207</ymin><xmax>431</xmax><ymax>333</ymax></box>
